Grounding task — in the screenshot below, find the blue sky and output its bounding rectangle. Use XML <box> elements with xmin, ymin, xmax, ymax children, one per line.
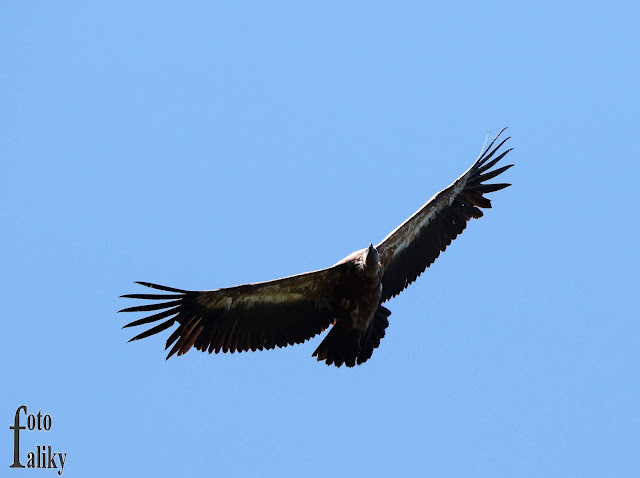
<box><xmin>2</xmin><ymin>1</ymin><xmax>639</xmax><ymax>477</ymax></box>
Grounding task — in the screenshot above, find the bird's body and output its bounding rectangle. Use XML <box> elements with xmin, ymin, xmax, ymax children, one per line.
<box><xmin>120</xmin><ymin>130</ymin><xmax>513</xmax><ymax>367</ymax></box>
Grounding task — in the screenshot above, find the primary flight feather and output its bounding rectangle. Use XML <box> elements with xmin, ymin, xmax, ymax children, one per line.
<box><xmin>120</xmin><ymin>129</ymin><xmax>513</xmax><ymax>367</ymax></box>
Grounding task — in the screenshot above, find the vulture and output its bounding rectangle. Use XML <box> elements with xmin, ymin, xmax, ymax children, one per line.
<box><xmin>120</xmin><ymin>129</ymin><xmax>513</xmax><ymax>367</ymax></box>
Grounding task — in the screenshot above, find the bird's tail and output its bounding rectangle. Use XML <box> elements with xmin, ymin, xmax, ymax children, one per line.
<box><xmin>312</xmin><ymin>305</ymin><xmax>390</xmax><ymax>367</ymax></box>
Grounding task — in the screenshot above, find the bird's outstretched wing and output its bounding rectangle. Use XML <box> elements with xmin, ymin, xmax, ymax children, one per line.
<box><xmin>119</xmin><ymin>264</ymin><xmax>351</xmax><ymax>359</ymax></box>
<box><xmin>376</xmin><ymin>129</ymin><xmax>513</xmax><ymax>302</ymax></box>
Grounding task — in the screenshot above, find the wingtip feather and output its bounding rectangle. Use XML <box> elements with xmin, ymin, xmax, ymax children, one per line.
<box><xmin>135</xmin><ymin>281</ymin><xmax>188</xmax><ymax>293</ymax></box>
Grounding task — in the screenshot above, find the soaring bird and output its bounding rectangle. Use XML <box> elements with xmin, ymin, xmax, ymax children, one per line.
<box><xmin>120</xmin><ymin>129</ymin><xmax>513</xmax><ymax>367</ymax></box>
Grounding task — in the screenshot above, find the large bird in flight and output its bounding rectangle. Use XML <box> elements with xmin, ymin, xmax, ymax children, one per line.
<box><xmin>120</xmin><ymin>130</ymin><xmax>513</xmax><ymax>367</ymax></box>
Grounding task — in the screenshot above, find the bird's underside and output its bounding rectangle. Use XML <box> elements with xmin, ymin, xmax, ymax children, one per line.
<box><xmin>120</xmin><ymin>129</ymin><xmax>513</xmax><ymax>367</ymax></box>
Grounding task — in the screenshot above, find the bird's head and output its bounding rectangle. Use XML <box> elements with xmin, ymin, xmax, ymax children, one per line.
<box><xmin>363</xmin><ymin>243</ymin><xmax>380</xmax><ymax>277</ymax></box>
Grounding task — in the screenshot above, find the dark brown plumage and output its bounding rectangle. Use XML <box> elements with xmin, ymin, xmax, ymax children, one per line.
<box><xmin>120</xmin><ymin>129</ymin><xmax>513</xmax><ymax>367</ymax></box>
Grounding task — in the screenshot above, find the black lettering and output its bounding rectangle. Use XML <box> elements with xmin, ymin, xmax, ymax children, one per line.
<box><xmin>9</xmin><ymin>405</ymin><xmax>27</xmax><ymax>468</ymax></box>
<box><xmin>43</xmin><ymin>414</ymin><xmax>52</xmax><ymax>431</ymax></box>
<box><xmin>48</xmin><ymin>446</ymin><xmax>57</xmax><ymax>469</ymax></box>
<box><xmin>36</xmin><ymin>410</ymin><xmax>43</xmax><ymax>430</ymax></box>
<box><xmin>27</xmin><ymin>414</ymin><xmax>36</xmax><ymax>430</ymax></box>
<box><xmin>58</xmin><ymin>453</ymin><xmax>67</xmax><ymax>475</ymax></box>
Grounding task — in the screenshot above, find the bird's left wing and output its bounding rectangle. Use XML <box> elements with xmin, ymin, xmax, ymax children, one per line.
<box><xmin>377</xmin><ymin>129</ymin><xmax>513</xmax><ymax>302</ymax></box>
<box><xmin>119</xmin><ymin>263</ymin><xmax>351</xmax><ymax>359</ymax></box>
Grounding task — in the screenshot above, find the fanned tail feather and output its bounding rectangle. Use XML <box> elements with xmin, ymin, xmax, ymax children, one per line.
<box><xmin>357</xmin><ymin>305</ymin><xmax>391</xmax><ymax>365</ymax></box>
<box><xmin>312</xmin><ymin>305</ymin><xmax>391</xmax><ymax>367</ymax></box>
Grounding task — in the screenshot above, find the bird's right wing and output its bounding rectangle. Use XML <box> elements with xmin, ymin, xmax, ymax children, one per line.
<box><xmin>377</xmin><ymin>129</ymin><xmax>513</xmax><ymax>302</ymax></box>
<box><xmin>119</xmin><ymin>263</ymin><xmax>352</xmax><ymax>359</ymax></box>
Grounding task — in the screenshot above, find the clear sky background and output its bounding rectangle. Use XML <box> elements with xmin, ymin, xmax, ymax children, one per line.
<box><xmin>2</xmin><ymin>1</ymin><xmax>639</xmax><ymax>477</ymax></box>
